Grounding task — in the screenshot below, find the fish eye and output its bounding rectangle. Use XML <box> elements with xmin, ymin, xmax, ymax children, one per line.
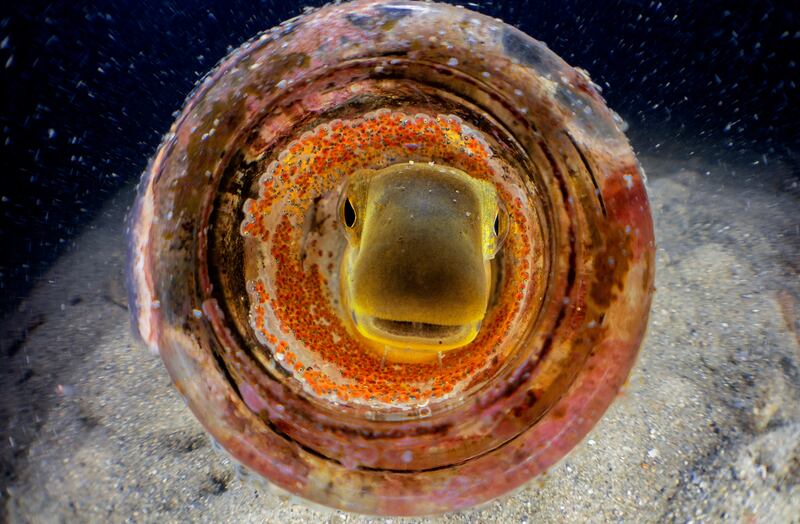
<box><xmin>490</xmin><ymin>200</ymin><xmax>510</xmax><ymax>257</ymax></box>
<box><xmin>343</xmin><ymin>197</ymin><xmax>356</xmax><ymax>228</ymax></box>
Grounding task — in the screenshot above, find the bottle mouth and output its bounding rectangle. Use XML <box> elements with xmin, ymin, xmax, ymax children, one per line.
<box><xmin>126</xmin><ymin>0</ymin><xmax>655</xmax><ymax>515</ymax></box>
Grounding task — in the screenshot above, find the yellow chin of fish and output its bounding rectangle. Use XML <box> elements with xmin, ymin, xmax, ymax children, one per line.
<box><xmin>342</xmin><ymin>258</ymin><xmax>491</xmax><ymax>364</ymax></box>
<box><xmin>339</xmin><ymin>163</ymin><xmax>501</xmax><ymax>363</ymax></box>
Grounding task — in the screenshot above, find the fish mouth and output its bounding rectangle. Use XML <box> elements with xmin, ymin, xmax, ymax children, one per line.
<box><xmin>353</xmin><ymin>313</ymin><xmax>481</xmax><ymax>352</ymax></box>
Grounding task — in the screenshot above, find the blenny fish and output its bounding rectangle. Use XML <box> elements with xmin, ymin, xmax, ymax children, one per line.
<box><xmin>339</xmin><ymin>163</ymin><xmax>505</xmax><ymax>357</ymax></box>
<box><xmin>127</xmin><ymin>0</ymin><xmax>655</xmax><ymax>515</ymax></box>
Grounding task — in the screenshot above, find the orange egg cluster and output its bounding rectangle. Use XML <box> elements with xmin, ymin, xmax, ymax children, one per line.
<box><xmin>241</xmin><ymin>110</ymin><xmax>533</xmax><ymax>404</ymax></box>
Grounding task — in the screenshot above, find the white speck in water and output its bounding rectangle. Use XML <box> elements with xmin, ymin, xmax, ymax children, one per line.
<box><xmin>623</xmin><ymin>174</ymin><xmax>634</xmax><ymax>189</ymax></box>
<box><xmin>465</xmin><ymin>211</ymin><xmax>471</xmax><ymax>217</ymax></box>
<box><xmin>447</xmin><ymin>57</ymin><xmax>459</xmax><ymax>66</ymax></box>
<box><xmin>276</xmin><ymin>79</ymin><xmax>287</xmax><ymax>89</ymax></box>
<box><xmin>56</xmin><ymin>384</ymin><xmax>75</xmax><ymax>397</ymax></box>
<box><xmin>47</xmin><ymin>128</ymin><xmax>56</xmax><ymax>139</ymax></box>
<box><xmin>192</xmin><ymin>309</ymin><xmax>203</xmax><ymax>319</ymax></box>
<box><xmin>402</xmin><ymin>450</ymin><xmax>413</xmax><ymax>462</ymax></box>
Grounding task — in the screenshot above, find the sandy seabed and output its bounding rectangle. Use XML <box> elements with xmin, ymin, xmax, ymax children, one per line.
<box><xmin>1</xmin><ymin>148</ymin><xmax>798</xmax><ymax>523</ymax></box>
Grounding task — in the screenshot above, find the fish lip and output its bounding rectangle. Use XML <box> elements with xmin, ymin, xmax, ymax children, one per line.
<box><xmin>373</xmin><ymin>317</ymin><xmax>466</xmax><ymax>338</ymax></box>
<box><xmin>353</xmin><ymin>313</ymin><xmax>481</xmax><ymax>351</ymax></box>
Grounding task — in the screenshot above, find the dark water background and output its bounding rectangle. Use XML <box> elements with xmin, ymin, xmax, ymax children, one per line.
<box><xmin>1</xmin><ymin>0</ymin><xmax>798</xmax><ymax>313</ymax></box>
